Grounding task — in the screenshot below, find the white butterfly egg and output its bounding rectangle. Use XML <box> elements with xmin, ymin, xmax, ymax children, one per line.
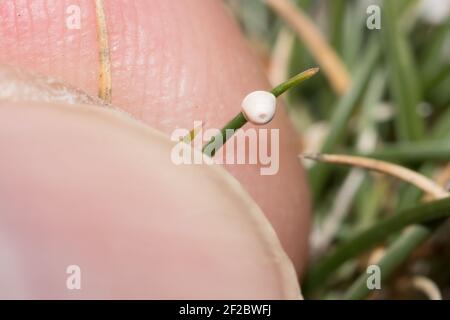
<box><xmin>241</xmin><ymin>90</ymin><xmax>277</xmax><ymax>125</ymax></box>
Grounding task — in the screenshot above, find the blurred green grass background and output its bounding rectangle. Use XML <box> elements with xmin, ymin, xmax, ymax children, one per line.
<box><xmin>226</xmin><ymin>0</ymin><xmax>450</xmax><ymax>300</ymax></box>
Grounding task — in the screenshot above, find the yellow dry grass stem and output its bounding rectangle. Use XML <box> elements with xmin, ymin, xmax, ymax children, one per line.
<box><xmin>94</xmin><ymin>0</ymin><xmax>112</xmax><ymax>103</ymax></box>
<box><xmin>265</xmin><ymin>0</ymin><xmax>351</xmax><ymax>96</ymax></box>
<box><xmin>302</xmin><ymin>153</ymin><xmax>449</xmax><ymax>199</ymax></box>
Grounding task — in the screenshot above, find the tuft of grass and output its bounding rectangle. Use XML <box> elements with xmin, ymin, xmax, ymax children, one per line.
<box><xmin>304</xmin><ymin>197</ymin><xmax>450</xmax><ymax>293</ymax></box>
<box><xmin>226</xmin><ymin>0</ymin><xmax>450</xmax><ymax>300</ymax></box>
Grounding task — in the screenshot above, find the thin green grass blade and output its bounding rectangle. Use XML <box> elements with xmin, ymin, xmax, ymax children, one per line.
<box><xmin>304</xmin><ymin>196</ymin><xmax>450</xmax><ymax>292</ymax></box>
<box><xmin>382</xmin><ymin>0</ymin><xmax>425</xmax><ymax>141</ymax></box>
<box><xmin>308</xmin><ymin>40</ymin><xmax>380</xmax><ymax>199</ymax></box>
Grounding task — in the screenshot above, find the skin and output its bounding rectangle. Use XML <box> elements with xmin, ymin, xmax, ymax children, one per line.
<box><xmin>0</xmin><ymin>0</ymin><xmax>311</xmax><ymax>297</ymax></box>
<box><xmin>0</xmin><ymin>92</ymin><xmax>301</xmax><ymax>299</ymax></box>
